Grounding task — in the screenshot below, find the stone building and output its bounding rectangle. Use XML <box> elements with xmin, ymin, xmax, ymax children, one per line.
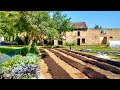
<box><xmin>54</xmin><ymin>22</ymin><xmax>120</xmax><ymax>46</ymax></box>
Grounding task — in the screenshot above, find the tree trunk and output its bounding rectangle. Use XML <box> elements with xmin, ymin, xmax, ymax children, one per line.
<box><xmin>38</xmin><ymin>35</ymin><xmax>44</xmax><ymax>46</ymax></box>
<box><xmin>9</xmin><ymin>36</ymin><xmax>10</xmax><ymax>41</ymax></box>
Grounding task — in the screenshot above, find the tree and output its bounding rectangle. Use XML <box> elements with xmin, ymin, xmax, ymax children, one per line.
<box><xmin>0</xmin><ymin>11</ymin><xmax>19</xmax><ymax>41</ymax></box>
<box><xmin>0</xmin><ymin>11</ymin><xmax>73</xmax><ymax>46</ymax></box>
<box><xmin>51</xmin><ymin>11</ymin><xmax>74</xmax><ymax>39</ymax></box>
<box><xmin>94</xmin><ymin>25</ymin><xmax>102</xmax><ymax>29</ymax></box>
<box><xmin>29</xmin><ymin>11</ymin><xmax>53</xmax><ymax>45</ymax></box>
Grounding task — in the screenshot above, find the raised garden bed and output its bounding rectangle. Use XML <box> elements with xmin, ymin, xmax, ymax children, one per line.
<box><xmin>48</xmin><ymin>49</ymin><xmax>107</xmax><ymax>79</ymax></box>
<box><xmin>58</xmin><ymin>49</ymin><xmax>120</xmax><ymax>74</ymax></box>
<box><xmin>64</xmin><ymin>49</ymin><xmax>120</xmax><ymax>67</ymax></box>
<box><xmin>39</xmin><ymin>49</ymin><xmax>73</xmax><ymax>79</ymax></box>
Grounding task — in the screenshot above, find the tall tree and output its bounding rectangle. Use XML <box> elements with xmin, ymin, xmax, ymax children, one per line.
<box><xmin>52</xmin><ymin>11</ymin><xmax>74</xmax><ymax>39</ymax></box>
<box><xmin>0</xmin><ymin>11</ymin><xmax>19</xmax><ymax>41</ymax></box>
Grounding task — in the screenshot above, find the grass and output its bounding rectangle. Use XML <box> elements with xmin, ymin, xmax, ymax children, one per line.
<box><xmin>37</xmin><ymin>45</ymin><xmax>120</xmax><ymax>51</ymax></box>
<box><xmin>55</xmin><ymin>45</ymin><xmax>120</xmax><ymax>51</ymax></box>
<box><xmin>73</xmin><ymin>49</ymin><xmax>120</xmax><ymax>62</ymax></box>
<box><xmin>0</xmin><ymin>45</ymin><xmax>25</xmax><ymax>54</ymax></box>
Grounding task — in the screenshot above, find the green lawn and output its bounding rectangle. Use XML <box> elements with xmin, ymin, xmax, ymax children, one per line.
<box><xmin>0</xmin><ymin>45</ymin><xmax>24</xmax><ymax>54</ymax></box>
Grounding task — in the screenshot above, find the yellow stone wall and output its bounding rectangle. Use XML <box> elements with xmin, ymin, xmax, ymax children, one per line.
<box><xmin>54</xmin><ymin>28</ymin><xmax>120</xmax><ymax>45</ymax></box>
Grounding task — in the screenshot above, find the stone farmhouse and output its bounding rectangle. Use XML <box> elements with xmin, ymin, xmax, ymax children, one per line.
<box><xmin>53</xmin><ymin>22</ymin><xmax>120</xmax><ymax>46</ymax></box>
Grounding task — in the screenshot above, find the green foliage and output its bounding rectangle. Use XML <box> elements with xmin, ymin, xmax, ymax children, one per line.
<box><xmin>0</xmin><ymin>11</ymin><xmax>73</xmax><ymax>46</ymax></box>
<box><xmin>42</xmin><ymin>45</ymin><xmax>52</xmax><ymax>48</ymax></box>
<box><xmin>65</xmin><ymin>41</ymin><xmax>76</xmax><ymax>46</ymax></box>
<box><xmin>52</xmin><ymin>11</ymin><xmax>74</xmax><ymax>39</ymax></box>
<box><xmin>0</xmin><ymin>54</ymin><xmax>40</xmax><ymax>74</ymax></box>
<box><xmin>20</xmin><ymin>46</ymin><xmax>30</xmax><ymax>56</ymax></box>
<box><xmin>0</xmin><ymin>11</ymin><xmax>19</xmax><ymax>39</ymax></box>
<box><xmin>15</xmin><ymin>36</ymin><xmax>25</xmax><ymax>45</ymax></box>
<box><xmin>0</xmin><ymin>46</ymin><xmax>20</xmax><ymax>54</ymax></box>
<box><xmin>30</xmin><ymin>42</ymin><xmax>38</xmax><ymax>54</ymax></box>
<box><xmin>94</xmin><ymin>25</ymin><xmax>102</xmax><ymax>29</ymax></box>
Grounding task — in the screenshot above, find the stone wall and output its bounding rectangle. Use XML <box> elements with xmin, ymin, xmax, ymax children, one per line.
<box><xmin>55</xmin><ymin>28</ymin><xmax>120</xmax><ymax>46</ymax></box>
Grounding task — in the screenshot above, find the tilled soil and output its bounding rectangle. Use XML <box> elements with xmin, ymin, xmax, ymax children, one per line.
<box><xmin>39</xmin><ymin>48</ymin><xmax>120</xmax><ymax>79</ymax></box>
<box><xmin>39</xmin><ymin>49</ymin><xmax>73</xmax><ymax>79</ymax></box>
<box><xmin>44</xmin><ymin>49</ymin><xmax>89</xmax><ymax>79</ymax></box>
<box><xmin>48</xmin><ymin>49</ymin><xmax>107</xmax><ymax>79</ymax></box>
<box><xmin>64</xmin><ymin>49</ymin><xmax>120</xmax><ymax>67</ymax></box>
<box><xmin>54</xmin><ymin>49</ymin><xmax>120</xmax><ymax>79</ymax></box>
<box><xmin>56</xmin><ymin>49</ymin><xmax>120</xmax><ymax>74</ymax></box>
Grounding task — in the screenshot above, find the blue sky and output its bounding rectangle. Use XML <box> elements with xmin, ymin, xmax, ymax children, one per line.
<box><xmin>62</xmin><ymin>11</ymin><xmax>120</xmax><ymax>28</ymax></box>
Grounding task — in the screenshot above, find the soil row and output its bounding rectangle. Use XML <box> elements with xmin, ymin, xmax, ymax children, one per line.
<box><xmin>39</xmin><ymin>49</ymin><xmax>73</xmax><ymax>79</ymax></box>
<box><xmin>48</xmin><ymin>49</ymin><xmax>108</xmax><ymax>79</ymax></box>
<box><xmin>57</xmin><ymin>49</ymin><xmax>120</xmax><ymax>74</ymax></box>
<box><xmin>64</xmin><ymin>49</ymin><xmax>120</xmax><ymax>67</ymax></box>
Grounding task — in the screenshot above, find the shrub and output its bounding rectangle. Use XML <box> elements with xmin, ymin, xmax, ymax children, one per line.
<box><xmin>30</xmin><ymin>42</ymin><xmax>38</xmax><ymax>54</ymax></box>
<box><xmin>20</xmin><ymin>46</ymin><xmax>30</xmax><ymax>56</ymax></box>
<box><xmin>65</xmin><ymin>41</ymin><xmax>76</xmax><ymax>46</ymax></box>
<box><xmin>0</xmin><ymin>54</ymin><xmax>40</xmax><ymax>78</ymax></box>
<box><xmin>15</xmin><ymin>36</ymin><xmax>25</xmax><ymax>45</ymax></box>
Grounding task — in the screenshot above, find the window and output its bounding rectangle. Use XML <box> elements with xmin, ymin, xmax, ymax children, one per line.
<box><xmin>78</xmin><ymin>31</ymin><xmax>80</xmax><ymax>36</ymax></box>
<box><xmin>82</xmin><ymin>38</ymin><xmax>85</xmax><ymax>44</ymax></box>
<box><xmin>101</xmin><ymin>30</ymin><xmax>106</xmax><ymax>34</ymax></box>
<box><xmin>110</xmin><ymin>36</ymin><xmax>113</xmax><ymax>39</ymax></box>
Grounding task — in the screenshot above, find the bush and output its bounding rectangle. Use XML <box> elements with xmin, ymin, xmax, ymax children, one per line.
<box><xmin>20</xmin><ymin>46</ymin><xmax>30</xmax><ymax>56</ymax></box>
<box><xmin>65</xmin><ymin>41</ymin><xmax>76</xmax><ymax>46</ymax></box>
<box><xmin>15</xmin><ymin>36</ymin><xmax>25</xmax><ymax>45</ymax></box>
<box><xmin>0</xmin><ymin>54</ymin><xmax>40</xmax><ymax>78</ymax></box>
<box><xmin>30</xmin><ymin>42</ymin><xmax>38</xmax><ymax>54</ymax></box>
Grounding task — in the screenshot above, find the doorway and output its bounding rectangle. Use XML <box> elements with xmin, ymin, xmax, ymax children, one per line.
<box><xmin>77</xmin><ymin>38</ymin><xmax>80</xmax><ymax>45</ymax></box>
<box><xmin>102</xmin><ymin>37</ymin><xmax>107</xmax><ymax>44</ymax></box>
<box><xmin>58</xmin><ymin>40</ymin><xmax>63</xmax><ymax>45</ymax></box>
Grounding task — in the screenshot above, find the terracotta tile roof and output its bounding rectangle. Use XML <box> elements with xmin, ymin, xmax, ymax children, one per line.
<box><xmin>71</xmin><ymin>22</ymin><xmax>88</xmax><ymax>29</ymax></box>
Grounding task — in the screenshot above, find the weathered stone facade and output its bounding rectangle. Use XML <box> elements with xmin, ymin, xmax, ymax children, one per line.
<box><xmin>54</xmin><ymin>22</ymin><xmax>120</xmax><ymax>46</ymax></box>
